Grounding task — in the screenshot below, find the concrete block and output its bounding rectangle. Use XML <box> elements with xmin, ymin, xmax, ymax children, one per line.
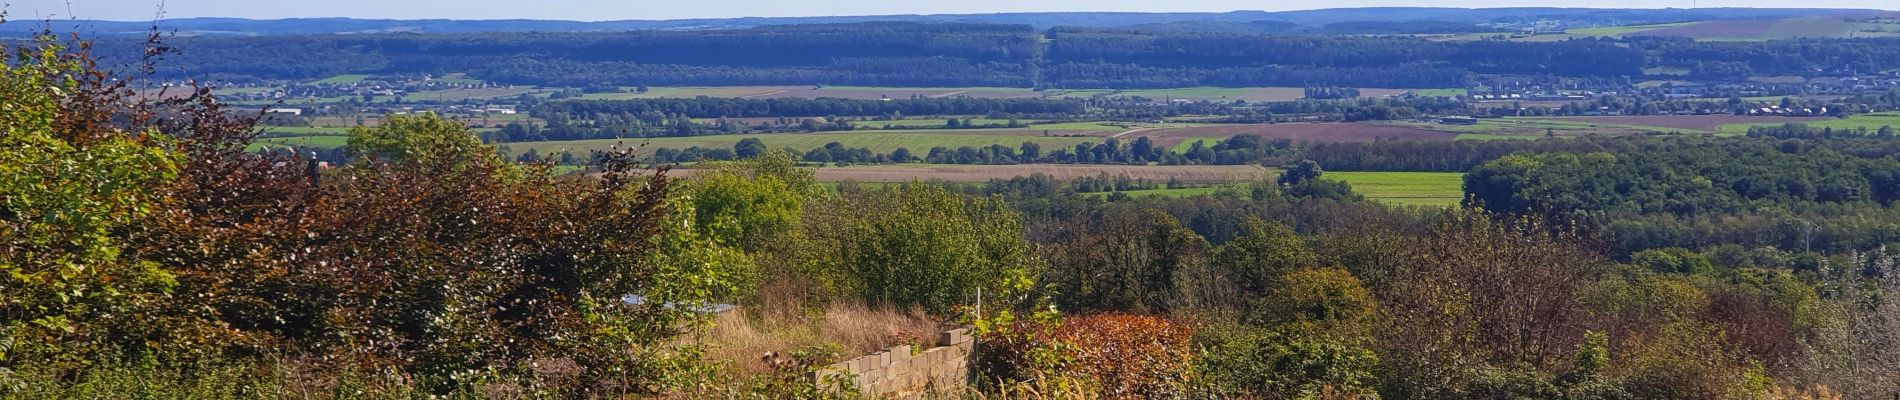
<box><xmin>891</xmin><ymin>345</ymin><xmax>912</xmax><ymax>359</ymax></box>
<box><xmin>947</xmin><ymin>328</ymin><xmax>971</xmax><ymax>343</ymax></box>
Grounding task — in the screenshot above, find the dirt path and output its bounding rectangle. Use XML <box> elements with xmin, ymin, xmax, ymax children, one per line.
<box><xmin>928</xmin><ymin>90</ymin><xmax>969</xmax><ymax>98</ymax></box>
<box><xmin>1112</xmin><ymin>127</ymin><xmax>1164</xmax><ymax>138</ymax></box>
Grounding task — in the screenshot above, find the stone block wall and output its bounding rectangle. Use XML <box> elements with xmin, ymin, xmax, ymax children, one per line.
<box><xmin>812</xmin><ymin>327</ymin><xmax>975</xmax><ymax>399</ymax></box>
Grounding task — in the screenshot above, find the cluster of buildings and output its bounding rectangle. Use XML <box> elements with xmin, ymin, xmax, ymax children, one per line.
<box><xmin>212</xmin><ymin>74</ymin><xmax>505</xmax><ymax>104</ymax></box>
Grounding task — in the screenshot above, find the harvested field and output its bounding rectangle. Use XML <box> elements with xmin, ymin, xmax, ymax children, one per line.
<box><xmin>1526</xmin><ymin>115</ymin><xmax>1831</xmax><ymax>132</ymax></box>
<box><xmin>1139</xmin><ymin>123</ymin><xmax>1458</xmax><ymax>151</ymax></box>
<box><xmin>1633</xmin><ymin>19</ymin><xmax>1777</xmax><ymax>39</ymax></box>
<box><xmin>681</xmin><ymin>164</ymin><xmax>1272</xmax><ymax>183</ymax></box>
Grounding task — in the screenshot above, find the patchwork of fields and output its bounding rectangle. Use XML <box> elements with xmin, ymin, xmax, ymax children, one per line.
<box><xmin>241</xmin><ymin>107</ymin><xmax>1885</xmax><ymax>210</ymax></box>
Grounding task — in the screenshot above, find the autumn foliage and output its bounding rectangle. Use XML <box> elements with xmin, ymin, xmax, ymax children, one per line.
<box><xmin>976</xmin><ymin>313</ymin><xmax>1195</xmax><ymax>399</ymax></box>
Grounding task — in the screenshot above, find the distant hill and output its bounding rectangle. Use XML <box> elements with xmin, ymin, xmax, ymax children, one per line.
<box><xmin>1565</xmin><ymin>12</ymin><xmax>1900</xmax><ymax>40</ymax></box>
<box><xmin>0</xmin><ymin>7</ymin><xmax>1880</xmax><ymax>37</ymax></box>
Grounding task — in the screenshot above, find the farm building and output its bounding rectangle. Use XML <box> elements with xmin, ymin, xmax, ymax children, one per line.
<box><xmin>265</xmin><ymin>108</ymin><xmax>303</xmax><ymax>115</ymax></box>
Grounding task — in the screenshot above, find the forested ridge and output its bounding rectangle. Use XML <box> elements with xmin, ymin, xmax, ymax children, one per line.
<box><xmin>69</xmin><ymin>22</ymin><xmax>1900</xmax><ymax>88</ymax></box>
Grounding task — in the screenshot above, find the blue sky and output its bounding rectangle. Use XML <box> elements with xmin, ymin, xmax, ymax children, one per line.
<box><xmin>5</xmin><ymin>0</ymin><xmax>1893</xmax><ymax>21</ymax></box>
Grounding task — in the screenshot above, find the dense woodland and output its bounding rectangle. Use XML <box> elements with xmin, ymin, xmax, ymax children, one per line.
<box><xmin>66</xmin><ymin>23</ymin><xmax>1900</xmax><ymax>88</ymax></box>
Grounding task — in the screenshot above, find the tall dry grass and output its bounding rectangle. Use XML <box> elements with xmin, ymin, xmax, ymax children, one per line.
<box><xmin>697</xmin><ymin>303</ymin><xmax>943</xmax><ymax>376</ymax></box>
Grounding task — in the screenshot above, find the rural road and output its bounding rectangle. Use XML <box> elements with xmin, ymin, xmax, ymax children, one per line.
<box><xmin>928</xmin><ymin>90</ymin><xmax>969</xmax><ymax>98</ymax></box>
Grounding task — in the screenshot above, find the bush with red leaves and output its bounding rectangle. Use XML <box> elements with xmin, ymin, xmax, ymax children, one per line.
<box><xmin>975</xmin><ymin>313</ymin><xmax>1196</xmax><ymax>399</ymax></box>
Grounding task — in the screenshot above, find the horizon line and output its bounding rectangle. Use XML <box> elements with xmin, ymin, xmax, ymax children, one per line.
<box><xmin>37</xmin><ymin>6</ymin><xmax>1897</xmax><ymax>24</ymax></box>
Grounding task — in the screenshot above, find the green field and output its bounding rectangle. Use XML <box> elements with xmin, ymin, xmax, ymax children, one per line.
<box><xmin>1566</xmin><ymin>22</ymin><xmax>1698</xmax><ymax>36</ymax></box>
<box><xmin>1718</xmin><ymin>113</ymin><xmax>1900</xmax><ymax>135</ymax></box>
<box><xmin>434</xmin><ymin>73</ymin><xmax>484</xmax><ymax>85</ymax></box>
<box><xmin>1331</xmin><ymin>172</ymin><xmax>1466</xmax><ymax>207</ymax></box>
<box><xmin>310</xmin><ymin>74</ymin><xmax>370</xmax><ymax>85</ymax></box>
<box><xmin>1411</xmin><ymin>88</ymin><xmax>1469</xmax><ymax>97</ymax></box>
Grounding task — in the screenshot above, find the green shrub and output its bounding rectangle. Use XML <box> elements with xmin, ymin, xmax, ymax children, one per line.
<box><xmin>1195</xmin><ymin>326</ymin><xmax>1380</xmax><ymax>399</ymax></box>
<box><xmin>805</xmin><ymin>183</ymin><xmax>1039</xmax><ymax>314</ymax></box>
